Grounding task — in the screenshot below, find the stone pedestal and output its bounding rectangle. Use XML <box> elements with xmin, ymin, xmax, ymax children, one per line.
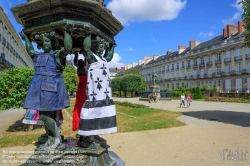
<box><xmin>149</xmin><ymin>85</ymin><xmax>160</xmax><ymax>93</ymax></box>
<box><xmin>27</xmin><ymin>138</ymin><xmax>124</xmax><ymax>166</ymax></box>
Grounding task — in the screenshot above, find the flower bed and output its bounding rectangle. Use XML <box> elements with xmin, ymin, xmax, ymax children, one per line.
<box><xmin>204</xmin><ymin>97</ymin><xmax>250</xmax><ymax>103</ymax></box>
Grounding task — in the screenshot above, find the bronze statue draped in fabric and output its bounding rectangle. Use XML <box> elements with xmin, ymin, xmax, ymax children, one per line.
<box><xmin>20</xmin><ymin>22</ymin><xmax>73</xmax><ymax>152</ymax></box>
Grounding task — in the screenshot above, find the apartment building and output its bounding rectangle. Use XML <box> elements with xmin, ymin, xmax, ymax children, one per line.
<box><xmin>136</xmin><ymin>21</ymin><xmax>250</xmax><ymax>92</ymax></box>
<box><xmin>0</xmin><ymin>6</ymin><xmax>33</xmax><ymax>71</ymax></box>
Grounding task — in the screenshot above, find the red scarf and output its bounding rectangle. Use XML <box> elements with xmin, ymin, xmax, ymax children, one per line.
<box><xmin>72</xmin><ymin>75</ymin><xmax>87</xmax><ymax>131</ymax></box>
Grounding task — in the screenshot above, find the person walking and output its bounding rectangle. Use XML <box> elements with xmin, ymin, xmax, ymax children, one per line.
<box><xmin>186</xmin><ymin>94</ymin><xmax>191</xmax><ymax>108</ymax></box>
<box><xmin>180</xmin><ymin>93</ymin><xmax>186</xmax><ymax>108</ymax></box>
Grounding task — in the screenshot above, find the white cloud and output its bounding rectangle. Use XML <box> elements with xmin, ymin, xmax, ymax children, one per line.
<box><xmin>199</xmin><ymin>31</ymin><xmax>214</xmax><ymax>37</ymax></box>
<box><xmin>107</xmin><ymin>0</ymin><xmax>186</xmax><ymax>25</ymax></box>
<box><xmin>107</xmin><ymin>53</ymin><xmax>125</xmax><ymax>69</ymax></box>
<box><xmin>222</xmin><ymin>0</ymin><xmax>243</xmax><ymax>26</ymax></box>
<box><xmin>128</xmin><ymin>47</ymin><xmax>133</xmax><ymax>51</ymax></box>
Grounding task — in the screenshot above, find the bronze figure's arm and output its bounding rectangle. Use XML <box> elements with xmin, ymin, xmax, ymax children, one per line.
<box><xmin>19</xmin><ymin>31</ymin><xmax>39</xmax><ymax>56</ymax></box>
<box><xmin>82</xmin><ymin>23</ymin><xmax>97</xmax><ymax>64</ymax></box>
<box><xmin>103</xmin><ymin>42</ymin><xmax>117</xmax><ymax>62</ymax></box>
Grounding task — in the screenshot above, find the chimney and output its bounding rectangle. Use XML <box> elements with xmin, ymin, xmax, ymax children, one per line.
<box><xmin>166</xmin><ymin>51</ymin><xmax>172</xmax><ymax>55</ymax></box>
<box><xmin>223</xmin><ymin>28</ymin><xmax>227</xmax><ymax>38</ymax></box>
<box><xmin>238</xmin><ymin>21</ymin><xmax>245</xmax><ymax>34</ymax></box>
<box><xmin>189</xmin><ymin>40</ymin><xmax>200</xmax><ymax>50</ymax></box>
<box><xmin>178</xmin><ymin>45</ymin><xmax>186</xmax><ymax>54</ymax></box>
<box><xmin>227</xmin><ymin>24</ymin><xmax>238</xmax><ymax>37</ymax></box>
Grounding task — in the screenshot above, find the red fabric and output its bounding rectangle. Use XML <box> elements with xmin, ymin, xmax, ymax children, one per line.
<box><xmin>72</xmin><ymin>75</ymin><xmax>87</xmax><ymax>131</ymax></box>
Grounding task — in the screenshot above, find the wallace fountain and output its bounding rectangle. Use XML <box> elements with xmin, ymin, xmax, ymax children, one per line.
<box><xmin>11</xmin><ymin>0</ymin><xmax>124</xmax><ymax>165</ymax></box>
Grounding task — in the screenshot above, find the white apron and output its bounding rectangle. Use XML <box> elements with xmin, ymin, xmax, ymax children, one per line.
<box><xmin>78</xmin><ymin>53</ymin><xmax>117</xmax><ymax>136</ymax></box>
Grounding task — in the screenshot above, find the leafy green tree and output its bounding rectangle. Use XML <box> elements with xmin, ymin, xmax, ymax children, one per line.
<box><xmin>194</xmin><ymin>86</ymin><xmax>203</xmax><ymax>99</ymax></box>
<box><xmin>239</xmin><ymin>0</ymin><xmax>250</xmax><ymax>46</ymax></box>
<box><xmin>63</xmin><ymin>65</ymin><xmax>78</xmax><ymax>96</ymax></box>
<box><xmin>141</xmin><ymin>78</ymin><xmax>146</xmax><ymax>91</ymax></box>
<box><xmin>119</xmin><ymin>74</ymin><xmax>141</xmax><ymax>97</ymax></box>
<box><xmin>125</xmin><ymin>68</ymin><xmax>141</xmax><ymax>75</ymax></box>
<box><xmin>111</xmin><ymin>77</ymin><xmax>122</xmax><ymax>96</ymax></box>
<box><xmin>0</xmin><ymin>67</ymin><xmax>34</xmax><ymax>110</ymax></box>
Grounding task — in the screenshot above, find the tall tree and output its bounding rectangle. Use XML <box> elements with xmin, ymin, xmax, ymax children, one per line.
<box><xmin>0</xmin><ymin>67</ymin><xmax>34</xmax><ymax>110</ymax></box>
<box><xmin>239</xmin><ymin>0</ymin><xmax>250</xmax><ymax>46</ymax></box>
<box><xmin>63</xmin><ymin>65</ymin><xmax>78</xmax><ymax>96</ymax></box>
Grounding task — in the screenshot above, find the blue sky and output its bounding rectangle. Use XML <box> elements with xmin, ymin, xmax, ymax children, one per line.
<box><xmin>0</xmin><ymin>0</ymin><xmax>244</xmax><ymax>68</ymax></box>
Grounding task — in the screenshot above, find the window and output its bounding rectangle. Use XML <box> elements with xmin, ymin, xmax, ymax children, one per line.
<box><xmin>182</xmin><ymin>61</ymin><xmax>185</xmax><ymax>68</ymax></box>
<box><xmin>209</xmin><ymin>80</ymin><xmax>213</xmax><ymax>88</ymax></box>
<box><xmin>236</xmin><ymin>48</ymin><xmax>241</xmax><ymax>58</ymax></box>
<box><xmin>236</xmin><ymin>78</ymin><xmax>242</xmax><ymax>91</ymax></box>
<box><xmin>217</xmin><ymin>80</ymin><xmax>222</xmax><ymax>87</ymax></box>
<box><xmin>176</xmin><ymin>63</ymin><xmax>179</xmax><ymax>69</ymax></box>
<box><xmin>225</xmin><ymin>79</ymin><xmax>231</xmax><ymax>91</ymax></box>
<box><xmin>201</xmin><ymin>81</ymin><xmax>205</xmax><ymax>88</ymax></box>
<box><xmin>187</xmin><ymin>71</ymin><xmax>191</xmax><ymax>79</ymax></box>
<box><xmin>176</xmin><ymin>83</ymin><xmax>179</xmax><ymax>89</ymax></box>
<box><xmin>208</xmin><ymin>55</ymin><xmax>212</xmax><ymax>62</ymax></box>
<box><xmin>216</xmin><ymin>53</ymin><xmax>221</xmax><ymax>61</ymax></box>
<box><xmin>226</xmin><ymin>51</ymin><xmax>230</xmax><ymax>59</ymax></box>
<box><xmin>225</xmin><ymin>51</ymin><xmax>230</xmax><ymax>62</ymax></box>
<box><xmin>167</xmin><ymin>65</ymin><xmax>169</xmax><ymax>71</ymax></box>
<box><xmin>188</xmin><ymin>60</ymin><xmax>190</xmax><ymax>67</ymax></box>
<box><xmin>172</xmin><ymin>64</ymin><xmax>174</xmax><ymax>70</ymax></box>
<box><xmin>226</xmin><ymin>65</ymin><xmax>230</xmax><ymax>75</ymax></box>
<box><xmin>194</xmin><ymin>58</ymin><xmax>197</xmax><ymax>66</ymax></box>
<box><xmin>236</xmin><ymin>63</ymin><xmax>241</xmax><ymax>74</ymax></box>
<box><xmin>200</xmin><ymin>57</ymin><xmax>204</xmax><ymax>65</ymax></box>
<box><xmin>248</xmin><ymin>62</ymin><xmax>250</xmax><ymax>73</ymax></box>
<box><xmin>193</xmin><ymin>70</ymin><xmax>197</xmax><ymax>78</ymax></box>
<box><xmin>200</xmin><ymin>69</ymin><xmax>204</xmax><ymax>78</ymax></box>
<box><xmin>172</xmin><ymin>84</ymin><xmax>174</xmax><ymax>90</ymax></box>
<box><xmin>216</xmin><ymin>67</ymin><xmax>221</xmax><ymax>76</ymax></box>
<box><xmin>167</xmin><ymin>84</ymin><xmax>169</xmax><ymax>89</ymax></box>
<box><xmin>247</xmin><ymin>78</ymin><xmax>250</xmax><ymax>91</ymax></box>
<box><xmin>208</xmin><ymin>68</ymin><xmax>212</xmax><ymax>77</ymax></box>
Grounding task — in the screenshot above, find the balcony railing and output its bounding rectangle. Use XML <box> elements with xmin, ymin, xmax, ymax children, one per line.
<box><xmin>166</xmin><ymin>69</ymin><xmax>169</xmax><ymax>72</ymax></box>
<box><xmin>236</xmin><ymin>70</ymin><xmax>241</xmax><ymax>75</ymax></box>
<box><xmin>181</xmin><ymin>66</ymin><xmax>185</xmax><ymax>70</ymax></box>
<box><xmin>207</xmin><ymin>61</ymin><xmax>212</xmax><ymax>66</ymax></box>
<box><xmin>215</xmin><ymin>60</ymin><xmax>221</xmax><ymax>64</ymax></box>
<box><xmin>171</xmin><ymin>69</ymin><xmax>174</xmax><ymax>72</ymax></box>
<box><xmin>230</xmin><ymin>70</ymin><xmax>236</xmax><ymax>75</ymax></box>
<box><xmin>234</xmin><ymin>56</ymin><xmax>242</xmax><ymax>62</ymax></box>
<box><xmin>193</xmin><ymin>64</ymin><xmax>197</xmax><ymax>68</ymax></box>
<box><xmin>207</xmin><ymin>74</ymin><xmax>212</xmax><ymax>78</ymax></box>
<box><xmin>224</xmin><ymin>58</ymin><xmax>231</xmax><ymax>63</ymax></box>
<box><xmin>2</xmin><ymin>37</ymin><xmax>6</xmax><ymax>45</ymax></box>
<box><xmin>246</xmin><ymin>53</ymin><xmax>250</xmax><ymax>60</ymax></box>
<box><xmin>175</xmin><ymin>67</ymin><xmax>179</xmax><ymax>71</ymax></box>
<box><xmin>199</xmin><ymin>63</ymin><xmax>205</xmax><ymax>67</ymax></box>
<box><xmin>186</xmin><ymin>65</ymin><xmax>191</xmax><ymax>69</ymax></box>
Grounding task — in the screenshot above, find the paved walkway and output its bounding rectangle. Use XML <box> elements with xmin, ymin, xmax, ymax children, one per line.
<box><xmin>0</xmin><ymin>98</ymin><xmax>250</xmax><ymax>166</ymax></box>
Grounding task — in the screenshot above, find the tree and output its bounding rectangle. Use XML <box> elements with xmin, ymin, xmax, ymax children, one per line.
<box><xmin>194</xmin><ymin>86</ymin><xmax>203</xmax><ymax>99</ymax></box>
<box><xmin>63</xmin><ymin>65</ymin><xmax>78</xmax><ymax>96</ymax></box>
<box><xmin>120</xmin><ymin>74</ymin><xmax>141</xmax><ymax>97</ymax></box>
<box><xmin>0</xmin><ymin>67</ymin><xmax>34</xmax><ymax>110</ymax></box>
<box><xmin>111</xmin><ymin>77</ymin><xmax>122</xmax><ymax>96</ymax></box>
<box><xmin>125</xmin><ymin>68</ymin><xmax>141</xmax><ymax>75</ymax></box>
<box><xmin>239</xmin><ymin>0</ymin><xmax>250</xmax><ymax>46</ymax></box>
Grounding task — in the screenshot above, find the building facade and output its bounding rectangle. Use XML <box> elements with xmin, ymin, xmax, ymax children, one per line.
<box><xmin>133</xmin><ymin>21</ymin><xmax>250</xmax><ymax>92</ymax></box>
<box><xmin>0</xmin><ymin>6</ymin><xmax>33</xmax><ymax>71</ymax></box>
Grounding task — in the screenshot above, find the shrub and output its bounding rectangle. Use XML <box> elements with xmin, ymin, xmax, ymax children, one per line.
<box><xmin>0</xmin><ymin>67</ymin><xmax>34</xmax><ymax>110</ymax></box>
<box><xmin>194</xmin><ymin>86</ymin><xmax>202</xmax><ymax>99</ymax></box>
